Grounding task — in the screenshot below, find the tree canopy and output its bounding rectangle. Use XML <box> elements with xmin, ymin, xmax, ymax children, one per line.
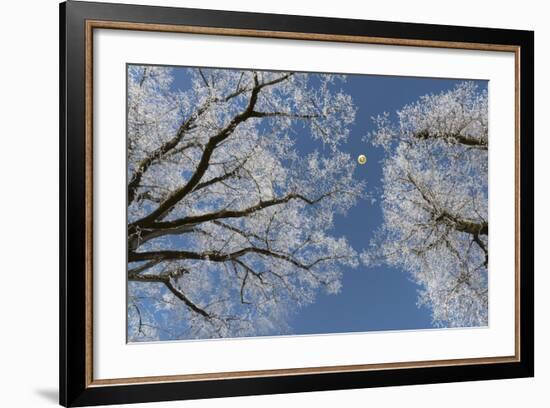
<box><xmin>126</xmin><ymin>66</ymin><xmax>489</xmax><ymax>341</ymax></box>
<box><xmin>127</xmin><ymin>66</ymin><xmax>364</xmax><ymax>340</ymax></box>
<box><xmin>363</xmin><ymin>82</ymin><xmax>489</xmax><ymax>327</ymax></box>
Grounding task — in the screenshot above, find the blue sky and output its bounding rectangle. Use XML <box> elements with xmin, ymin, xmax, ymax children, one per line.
<box><xmin>288</xmin><ymin>74</ymin><xmax>488</xmax><ymax>334</ymax></box>
<box><xmin>147</xmin><ymin>66</ymin><xmax>488</xmax><ymax>337</ymax></box>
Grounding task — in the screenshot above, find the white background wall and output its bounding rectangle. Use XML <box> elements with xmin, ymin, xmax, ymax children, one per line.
<box><xmin>0</xmin><ymin>0</ymin><xmax>545</xmax><ymax>407</ymax></box>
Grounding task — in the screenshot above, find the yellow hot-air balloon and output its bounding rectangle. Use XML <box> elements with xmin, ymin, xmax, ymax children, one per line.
<box><xmin>357</xmin><ymin>154</ymin><xmax>367</xmax><ymax>165</ymax></box>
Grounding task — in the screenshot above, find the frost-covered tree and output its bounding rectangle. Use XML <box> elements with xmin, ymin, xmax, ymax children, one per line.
<box><xmin>363</xmin><ymin>82</ymin><xmax>488</xmax><ymax>327</ymax></box>
<box><xmin>127</xmin><ymin>66</ymin><xmax>363</xmax><ymax>341</ymax></box>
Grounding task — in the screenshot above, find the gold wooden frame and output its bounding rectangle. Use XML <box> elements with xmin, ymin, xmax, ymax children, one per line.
<box><xmin>84</xmin><ymin>20</ymin><xmax>521</xmax><ymax>388</ymax></box>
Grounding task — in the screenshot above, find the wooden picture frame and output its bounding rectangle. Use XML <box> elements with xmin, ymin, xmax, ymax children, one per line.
<box><xmin>60</xmin><ymin>1</ymin><xmax>534</xmax><ymax>406</ymax></box>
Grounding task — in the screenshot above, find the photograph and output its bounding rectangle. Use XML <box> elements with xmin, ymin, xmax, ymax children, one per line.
<box><xmin>126</xmin><ymin>64</ymin><xmax>489</xmax><ymax>342</ymax></box>
<box><xmin>55</xmin><ymin>1</ymin><xmax>534</xmax><ymax>405</ymax></box>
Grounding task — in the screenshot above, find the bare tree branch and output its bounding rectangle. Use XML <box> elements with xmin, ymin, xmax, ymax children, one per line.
<box><xmin>129</xmin><ymin>273</ymin><xmax>211</xmax><ymax>318</ymax></box>
<box><xmin>414</xmin><ymin>129</ymin><xmax>487</xmax><ymax>149</ymax></box>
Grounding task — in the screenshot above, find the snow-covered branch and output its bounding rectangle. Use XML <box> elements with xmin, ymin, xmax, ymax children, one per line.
<box><xmin>127</xmin><ymin>66</ymin><xmax>362</xmax><ymax>341</ymax></box>
<box><xmin>363</xmin><ymin>82</ymin><xmax>488</xmax><ymax>328</ymax></box>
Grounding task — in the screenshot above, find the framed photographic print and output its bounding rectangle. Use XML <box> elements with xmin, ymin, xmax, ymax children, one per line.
<box><xmin>59</xmin><ymin>1</ymin><xmax>534</xmax><ymax>406</ymax></box>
